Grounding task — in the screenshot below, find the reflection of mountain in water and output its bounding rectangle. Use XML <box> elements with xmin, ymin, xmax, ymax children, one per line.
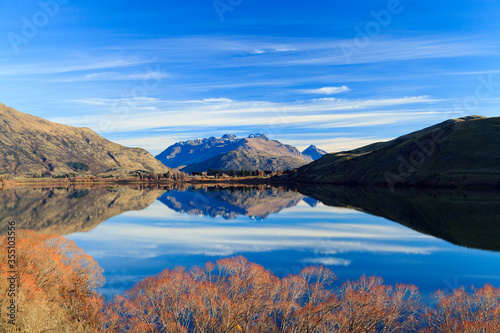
<box><xmin>302</xmin><ymin>197</ymin><xmax>319</xmax><ymax>207</ymax></box>
<box><xmin>0</xmin><ymin>186</ymin><xmax>166</xmax><ymax>235</ymax></box>
<box><xmin>159</xmin><ymin>186</ymin><xmax>305</xmax><ymax>220</ymax></box>
<box><xmin>296</xmin><ymin>185</ymin><xmax>500</xmax><ymax>252</ymax></box>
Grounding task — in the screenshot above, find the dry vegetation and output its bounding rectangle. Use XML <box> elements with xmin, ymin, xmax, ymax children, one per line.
<box><xmin>1</xmin><ymin>231</ymin><xmax>500</xmax><ymax>332</ymax></box>
<box><xmin>0</xmin><ymin>230</ymin><xmax>104</xmax><ymax>332</ymax></box>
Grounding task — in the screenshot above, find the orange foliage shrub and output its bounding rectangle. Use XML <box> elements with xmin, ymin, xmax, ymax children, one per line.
<box><xmin>0</xmin><ymin>230</ymin><xmax>104</xmax><ymax>332</ymax></box>
<box><xmin>104</xmin><ymin>256</ymin><xmax>420</xmax><ymax>332</ymax></box>
<box><xmin>423</xmin><ymin>285</ymin><xmax>500</xmax><ymax>333</ymax></box>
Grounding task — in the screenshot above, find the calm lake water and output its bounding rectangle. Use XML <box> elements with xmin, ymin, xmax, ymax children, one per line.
<box><xmin>2</xmin><ymin>184</ymin><xmax>500</xmax><ymax>301</ymax></box>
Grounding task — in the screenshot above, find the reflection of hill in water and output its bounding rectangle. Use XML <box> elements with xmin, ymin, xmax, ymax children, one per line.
<box><xmin>296</xmin><ymin>185</ymin><xmax>500</xmax><ymax>252</ymax></box>
<box><xmin>0</xmin><ymin>185</ymin><xmax>166</xmax><ymax>235</ymax></box>
<box><xmin>159</xmin><ymin>186</ymin><xmax>305</xmax><ymax>220</ymax></box>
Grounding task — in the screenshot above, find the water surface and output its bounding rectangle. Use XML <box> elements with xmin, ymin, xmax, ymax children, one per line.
<box><xmin>2</xmin><ymin>184</ymin><xmax>500</xmax><ymax>300</ymax></box>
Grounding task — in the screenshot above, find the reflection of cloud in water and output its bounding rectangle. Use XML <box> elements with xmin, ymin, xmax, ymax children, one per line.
<box><xmin>72</xmin><ymin>220</ymin><xmax>441</xmax><ymax>259</ymax></box>
<box><xmin>302</xmin><ymin>257</ymin><xmax>351</xmax><ymax>267</ymax></box>
<box><xmin>318</xmin><ymin>242</ymin><xmax>439</xmax><ymax>255</ymax></box>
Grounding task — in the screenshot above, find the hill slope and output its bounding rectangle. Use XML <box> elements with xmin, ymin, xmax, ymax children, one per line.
<box><xmin>0</xmin><ymin>103</ymin><xmax>170</xmax><ymax>177</ymax></box>
<box><xmin>157</xmin><ymin>133</ymin><xmax>313</xmax><ymax>173</ymax></box>
<box><xmin>286</xmin><ymin>116</ymin><xmax>500</xmax><ymax>187</ymax></box>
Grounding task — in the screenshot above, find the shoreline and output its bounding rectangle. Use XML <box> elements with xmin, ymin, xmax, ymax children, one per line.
<box><xmin>0</xmin><ymin>176</ymin><xmax>275</xmax><ymax>190</ymax></box>
<box><xmin>2</xmin><ymin>175</ymin><xmax>500</xmax><ymax>190</ymax></box>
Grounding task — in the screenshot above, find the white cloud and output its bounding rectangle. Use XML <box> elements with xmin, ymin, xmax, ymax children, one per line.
<box><xmin>0</xmin><ymin>58</ymin><xmax>150</xmax><ymax>76</ymax></box>
<box><xmin>251</xmin><ymin>49</ymin><xmax>266</xmax><ymax>54</ymax></box>
<box><xmin>301</xmin><ymin>86</ymin><xmax>351</xmax><ymax>95</ymax></box>
<box><xmin>55</xmin><ymin>71</ymin><xmax>170</xmax><ymax>82</ymax></box>
<box><xmin>248</xmin><ymin>36</ymin><xmax>500</xmax><ymax>68</ymax></box>
<box><xmin>200</xmin><ymin>98</ymin><xmax>233</xmax><ymax>103</ymax></box>
<box><xmin>113</xmin><ymin>135</ymin><xmax>185</xmax><ymax>152</ymax></box>
<box><xmin>54</xmin><ymin>95</ymin><xmax>441</xmax><ymax>132</ymax></box>
<box><xmin>275</xmin><ymin>48</ymin><xmax>297</xmax><ymax>52</ymax></box>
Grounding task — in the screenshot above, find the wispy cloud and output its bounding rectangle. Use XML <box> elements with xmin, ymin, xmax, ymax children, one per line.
<box><xmin>285</xmin><ymin>137</ymin><xmax>393</xmax><ymax>153</ymax></box>
<box><xmin>300</xmin><ymin>86</ymin><xmax>351</xmax><ymax>95</ymax></box>
<box><xmin>71</xmin><ymin>218</ymin><xmax>440</xmax><ymax>258</ymax></box>
<box><xmin>192</xmin><ymin>98</ymin><xmax>233</xmax><ymax>103</ymax></box>
<box><xmin>261</xmin><ymin>36</ymin><xmax>500</xmax><ymax>68</ymax></box>
<box><xmin>54</xmin><ymin>95</ymin><xmax>441</xmax><ymax>133</ymax></box>
<box><xmin>53</xmin><ymin>71</ymin><xmax>169</xmax><ymax>82</ymax></box>
<box><xmin>0</xmin><ymin>58</ymin><xmax>151</xmax><ymax>76</ymax></box>
<box><xmin>70</xmin><ymin>96</ymin><xmax>159</xmax><ymax>106</ymax></box>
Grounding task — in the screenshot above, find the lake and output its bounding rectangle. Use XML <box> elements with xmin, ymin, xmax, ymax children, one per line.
<box><xmin>2</xmin><ymin>184</ymin><xmax>500</xmax><ymax>301</ymax></box>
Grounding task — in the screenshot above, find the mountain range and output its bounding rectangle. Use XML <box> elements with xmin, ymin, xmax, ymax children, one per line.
<box><xmin>2</xmin><ymin>101</ymin><xmax>499</xmax><ymax>189</ymax></box>
<box><xmin>0</xmin><ymin>103</ymin><xmax>169</xmax><ymax>177</ymax></box>
<box><xmin>156</xmin><ymin>133</ymin><xmax>326</xmax><ymax>173</ymax></box>
<box><xmin>286</xmin><ymin>116</ymin><xmax>500</xmax><ymax>188</ymax></box>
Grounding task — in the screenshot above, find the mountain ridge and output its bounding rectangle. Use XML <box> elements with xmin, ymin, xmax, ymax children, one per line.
<box><xmin>302</xmin><ymin>145</ymin><xmax>327</xmax><ymax>160</ymax></box>
<box><xmin>0</xmin><ymin>103</ymin><xmax>170</xmax><ymax>177</ymax></box>
<box><xmin>156</xmin><ymin>133</ymin><xmax>320</xmax><ymax>173</ymax></box>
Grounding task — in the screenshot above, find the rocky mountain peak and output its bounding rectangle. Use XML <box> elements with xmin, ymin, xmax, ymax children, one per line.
<box><xmin>222</xmin><ymin>134</ymin><xmax>238</xmax><ymax>140</ymax></box>
<box><xmin>248</xmin><ymin>133</ymin><xmax>268</xmax><ymax>140</ymax></box>
<box><xmin>302</xmin><ymin>145</ymin><xmax>327</xmax><ymax>161</ymax></box>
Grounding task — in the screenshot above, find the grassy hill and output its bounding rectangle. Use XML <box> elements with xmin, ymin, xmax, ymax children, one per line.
<box><xmin>286</xmin><ymin>116</ymin><xmax>500</xmax><ymax>188</ymax></box>
<box><xmin>0</xmin><ymin>103</ymin><xmax>170</xmax><ymax>177</ymax></box>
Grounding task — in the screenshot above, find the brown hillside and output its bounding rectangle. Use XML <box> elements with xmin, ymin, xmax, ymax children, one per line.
<box><xmin>0</xmin><ymin>103</ymin><xmax>169</xmax><ymax>177</ymax></box>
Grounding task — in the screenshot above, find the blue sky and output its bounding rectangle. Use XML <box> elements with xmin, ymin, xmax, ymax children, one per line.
<box><xmin>1</xmin><ymin>0</ymin><xmax>500</xmax><ymax>153</ymax></box>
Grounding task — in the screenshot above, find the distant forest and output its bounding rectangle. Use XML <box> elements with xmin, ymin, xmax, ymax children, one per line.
<box><xmin>192</xmin><ymin>168</ymin><xmax>295</xmax><ymax>177</ymax></box>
